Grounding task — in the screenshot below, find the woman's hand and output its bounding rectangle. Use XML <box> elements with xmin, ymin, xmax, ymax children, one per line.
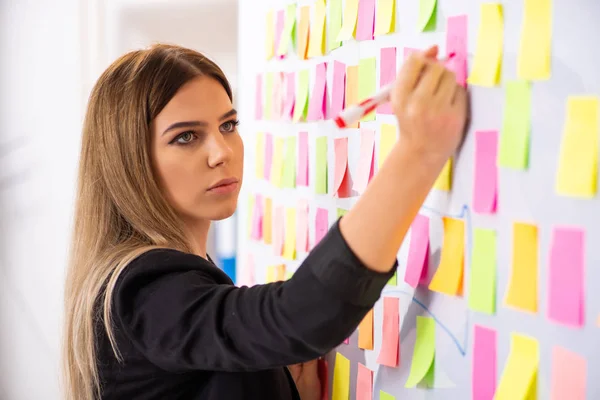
<box><xmin>288</xmin><ymin>360</ymin><xmax>322</xmax><ymax>400</ymax></box>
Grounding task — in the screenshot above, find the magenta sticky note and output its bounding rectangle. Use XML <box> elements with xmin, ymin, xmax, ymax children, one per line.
<box><xmin>446</xmin><ymin>15</ymin><xmax>468</xmax><ymax>87</ymax></box>
<box><xmin>283</xmin><ymin>72</ymin><xmax>295</xmax><ymax>120</ymax></box>
<box><xmin>378</xmin><ymin>47</ymin><xmax>396</xmax><ymax>114</ymax></box>
<box><xmin>352</xmin><ymin>128</ymin><xmax>375</xmax><ymax>194</ymax></box>
<box><xmin>264</xmin><ymin>133</ymin><xmax>273</xmax><ymax>181</ymax></box>
<box><xmin>472</xmin><ymin>325</ymin><xmax>496</xmax><ymax>400</ymax></box>
<box><xmin>275</xmin><ymin>10</ymin><xmax>285</xmax><ymax>60</ymax></box>
<box><xmin>251</xmin><ymin>195</ymin><xmax>263</xmax><ymax>241</ymax></box>
<box><xmin>404</xmin><ymin>214</ymin><xmax>430</xmax><ymax>288</ymax></box>
<box><xmin>331</xmin><ymin>61</ymin><xmax>346</xmax><ymax>117</ymax></box>
<box><xmin>356</xmin><ymin>363</ymin><xmax>373</xmax><ymax>400</ymax></box>
<box><xmin>308</xmin><ymin>62</ymin><xmax>328</xmax><ymax>121</ymax></box>
<box><xmin>473</xmin><ymin>130</ymin><xmax>498</xmax><ymax>214</ymax></box>
<box><xmin>315</xmin><ymin>208</ymin><xmax>329</xmax><ymax>246</ymax></box>
<box><xmin>297</xmin><ymin>131</ymin><xmax>309</xmax><ymax>187</ymax></box>
<box><xmin>356</xmin><ymin>0</ymin><xmax>376</xmax><ymax>41</ymax></box>
<box><xmin>255</xmin><ymin>74</ymin><xmax>263</xmax><ymax>120</ymax></box>
<box><xmin>377</xmin><ymin>297</ymin><xmax>399</xmax><ymax>367</ymax></box>
<box><xmin>297</xmin><ymin>200</ymin><xmax>309</xmax><ymax>253</ymax></box>
<box><xmin>548</xmin><ymin>227</ymin><xmax>585</xmax><ymax>327</ymax></box>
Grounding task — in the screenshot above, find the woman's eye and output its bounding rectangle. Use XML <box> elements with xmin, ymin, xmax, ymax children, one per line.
<box><xmin>220</xmin><ymin>120</ymin><xmax>239</xmax><ymax>133</ymax></box>
<box><xmin>174</xmin><ymin>131</ymin><xmax>195</xmax><ymax>144</ymax></box>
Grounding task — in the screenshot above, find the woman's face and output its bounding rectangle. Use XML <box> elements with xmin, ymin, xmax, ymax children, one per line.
<box><xmin>151</xmin><ymin>75</ymin><xmax>244</xmax><ymax>223</ymax></box>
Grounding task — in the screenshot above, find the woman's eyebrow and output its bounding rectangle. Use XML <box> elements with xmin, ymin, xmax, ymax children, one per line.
<box><xmin>162</xmin><ymin>110</ymin><xmax>237</xmax><ymax>136</ymax></box>
<box><xmin>219</xmin><ymin>108</ymin><xmax>237</xmax><ymax>121</ymax></box>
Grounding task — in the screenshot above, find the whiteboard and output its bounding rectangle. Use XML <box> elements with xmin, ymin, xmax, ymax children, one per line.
<box><xmin>236</xmin><ymin>0</ymin><xmax>600</xmax><ymax>398</ymax></box>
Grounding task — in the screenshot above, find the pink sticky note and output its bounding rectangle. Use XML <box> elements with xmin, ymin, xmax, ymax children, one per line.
<box><xmin>264</xmin><ymin>133</ymin><xmax>273</xmax><ymax>181</ymax></box>
<box><xmin>343</xmin><ymin>338</ymin><xmax>350</xmax><ymax>344</ymax></box>
<box><xmin>404</xmin><ymin>214</ymin><xmax>430</xmax><ymax>288</ymax></box>
<box><xmin>356</xmin><ymin>363</ymin><xmax>373</xmax><ymax>400</ymax></box>
<box><xmin>333</xmin><ymin>137</ymin><xmax>352</xmax><ymax>198</ymax></box>
<box><xmin>238</xmin><ymin>253</ymin><xmax>256</xmax><ymax>287</ymax></box>
<box><xmin>331</xmin><ymin>61</ymin><xmax>346</xmax><ymax>117</ymax></box>
<box><xmin>473</xmin><ymin>130</ymin><xmax>498</xmax><ymax>214</ymax></box>
<box><xmin>548</xmin><ymin>227</ymin><xmax>585</xmax><ymax>327</ymax></box>
<box><xmin>356</xmin><ymin>0</ymin><xmax>376</xmax><ymax>41</ymax></box>
<box><xmin>283</xmin><ymin>72</ymin><xmax>296</xmax><ymax>120</ymax></box>
<box><xmin>472</xmin><ymin>325</ymin><xmax>496</xmax><ymax>400</ymax></box>
<box><xmin>251</xmin><ymin>195</ymin><xmax>263</xmax><ymax>240</ymax></box>
<box><xmin>378</xmin><ymin>47</ymin><xmax>396</xmax><ymax>114</ymax></box>
<box><xmin>446</xmin><ymin>15</ymin><xmax>468</xmax><ymax>87</ymax></box>
<box><xmin>353</xmin><ymin>128</ymin><xmax>375</xmax><ymax>194</ymax></box>
<box><xmin>551</xmin><ymin>346</ymin><xmax>586</xmax><ymax>400</ymax></box>
<box><xmin>255</xmin><ymin>74</ymin><xmax>263</xmax><ymax>120</ymax></box>
<box><xmin>297</xmin><ymin>131</ymin><xmax>309</xmax><ymax>187</ymax></box>
<box><xmin>315</xmin><ymin>208</ymin><xmax>329</xmax><ymax>246</ymax></box>
<box><xmin>377</xmin><ymin>297</ymin><xmax>399</xmax><ymax>367</ymax></box>
<box><xmin>296</xmin><ymin>200</ymin><xmax>309</xmax><ymax>253</ymax></box>
<box><xmin>272</xmin><ymin>72</ymin><xmax>284</xmax><ymax>120</ymax></box>
<box><xmin>275</xmin><ymin>10</ymin><xmax>285</xmax><ymax>60</ymax></box>
<box><xmin>273</xmin><ymin>205</ymin><xmax>285</xmax><ymax>256</ymax></box>
<box><xmin>308</xmin><ymin>62</ymin><xmax>328</xmax><ymax>121</ymax></box>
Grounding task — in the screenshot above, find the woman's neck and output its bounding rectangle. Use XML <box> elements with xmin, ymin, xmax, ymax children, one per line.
<box><xmin>182</xmin><ymin>218</ymin><xmax>211</xmax><ymax>258</ymax></box>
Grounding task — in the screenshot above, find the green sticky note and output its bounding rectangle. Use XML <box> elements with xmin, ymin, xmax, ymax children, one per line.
<box><xmin>499</xmin><ymin>80</ymin><xmax>532</xmax><ymax>169</ymax></box>
<box><xmin>358</xmin><ymin>58</ymin><xmax>377</xmax><ymax>121</ymax></box>
<box><xmin>329</xmin><ymin>0</ymin><xmax>343</xmax><ymax>50</ymax></box>
<box><xmin>316</xmin><ymin>136</ymin><xmax>328</xmax><ymax>194</ymax></box>
<box><xmin>293</xmin><ymin>69</ymin><xmax>310</xmax><ymax>122</ymax></box>
<box><xmin>419</xmin><ymin>0</ymin><xmax>437</xmax><ymax>32</ymax></box>
<box><xmin>265</xmin><ymin>72</ymin><xmax>274</xmax><ymax>120</ymax></box>
<box><xmin>282</xmin><ymin>136</ymin><xmax>297</xmax><ymax>188</ymax></box>
<box><xmin>380</xmin><ymin>390</ymin><xmax>396</xmax><ymax>400</ymax></box>
<box><xmin>288</xmin><ymin>4</ymin><xmax>297</xmax><ymax>50</ymax></box>
<box><xmin>405</xmin><ymin>316</ymin><xmax>436</xmax><ymax>388</ymax></box>
<box><xmin>387</xmin><ymin>271</ymin><xmax>397</xmax><ymax>286</ymax></box>
<box><xmin>337</xmin><ymin>208</ymin><xmax>348</xmax><ymax>218</ymax></box>
<box><xmin>468</xmin><ymin>228</ymin><xmax>497</xmax><ymax>314</ymax></box>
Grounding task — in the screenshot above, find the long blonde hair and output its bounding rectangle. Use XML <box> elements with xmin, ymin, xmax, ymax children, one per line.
<box><xmin>62</xmin><ymin>44</ymin><xmax>233</xmax><ymax>400</ymax></box>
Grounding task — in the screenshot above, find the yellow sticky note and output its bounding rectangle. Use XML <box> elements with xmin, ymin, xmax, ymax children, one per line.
<box><xmin>297</xmin><ymin>6</ymin><xmax>310</xmax><ymax>60</ymax></box>
<box><xmin>518</xmin><ymin>0</ymin><xmax>552</xmax><ymax>80</ymax></box>
<box><xmin>495</xmin><ymin>333</ymin><xmax>539</xmax><ymax>400</ymax></box>
<box><xmin>247</xmin><ymin>194</ymin><xmax>255</xmax><ymax>238</ymax></box>
<box><xmin>285</xmin><ymin>271</ymin><xmax>294</xmax><ymax>281</ymax></box>
<box><xmin>468</xmin><ymin>229</ymin><xmax>497</xmax><ymax>315</ymax></box>
<box><xmin>255</xmin><ymin>132</ymin><xmax>265</xmax><ymax>179</ymax></box>
<box><xmin>405</xmin><ymin>316</ymin><xmax>436</xmax><ymax>388</ymax></box>
<box><xmin>379</xmin><ymin>124</ymin><xmax>397</xmax><ymax>168</ymax></box>
<box><xmin>336</xmin><ymin>0</ymin><xmax>359</xmax><ymax>42</ymax></box>
<box><xmin>282</xmin><ymin>208</ymin><xmax>297</xmax><ymax>260</ymax></box>
<box><xmin>265</xmin><ymin>10</ymin><xmax>275</xmax><ymax>60</ymax></box>
<box><xmin>266</xmin><ymin>265</ymin><xmax>275</xmax><ymax>283</ymax></box>
<box><xmin>275</xmin><ymin>264</ymin><xmax>286</xmax><ymax>281</ymax></box>
<box><xmin>433</xmin><ymin>158</ymin><xmax>452</xmax><ymax>191</ymax></box>
<box><xmin>556</xmin><ymin>96</ymin><xmax>598</xmax><ymax>198</ymax></box>
<box><xmin>345</xmin><ymin>65</ymin><xmax>359</xmax><ymax>128</ymax></box>
<box><xmin>374</xmin><ymin>0</ymin><xmax>396</xmax><ymax>36</ymax></box>
<box><xmin>505</xmin><ymin>222</ymin><xmax>538</xmax><ymax>313</ymax></box>
<box><xmin>358</xmin><ymin>58</ymin><xmax>377</xmax><ymax>121</ymax></box>
<box><xmin>429</xmin><ymin>217</ymin><xmax>464</xmax><ymax>296</ymax></box>
<box><xmin>329</xmin><ymin>0</ymin><xmax>343</xmax><ymax>50</ymax></box>
<box><xmin>380</xmin><ymin>391</ymin><xmax>395</xmax><ymax>400</ymax></box>
<box><xmin>358</xmin><ymin>309</ymin><xmax>374</xmax><ymax>350</ymax></box>
<box><xmin>263</xmin><ymin>198</ymin><xmax>273</xmax><ymax>244</ymax></box>
<box><xmin>270</xmin><ymin>137</ymin><xmax>284</xmax><ymax>187</ymax></box>
<box><xmin>277</xmin><ymin>4</ymin><xmax>297</xmax><ymax>57</ymax></box>
<box><xmin>332</xmin><ymin>352</ymin><xmax>350</xmax><ymax>400</ymax></box>
<box><xmin>468</xmin><ymin>3</ymin><xmax>503</xmax><ymax>87</ymax></box>
<box><xmin>307</xmin><ymin>0</ymin><xmax>326</xmax><ymax>58</ymax></box>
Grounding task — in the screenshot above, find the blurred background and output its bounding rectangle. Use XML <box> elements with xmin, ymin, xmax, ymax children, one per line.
<box><xmin>0</xmin><ymin>0</ymin><xmax>238</xmax><ymax>398</ymax></box>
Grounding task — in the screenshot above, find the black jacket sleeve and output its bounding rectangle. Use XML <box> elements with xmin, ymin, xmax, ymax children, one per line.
<box><xmin>113</xmin><ymin>219</ymin><xmax>396</xmax><ymax>372</ymax></box>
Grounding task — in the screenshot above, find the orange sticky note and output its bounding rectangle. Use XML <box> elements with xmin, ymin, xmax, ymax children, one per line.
<box><xmin>551</xmin><ymin>346</ymin><xmax>586</xmax><ymax>400</ymax></box>
<box><xmin>297</xmin><ymin>6</ymin><xmax>310</xmax><ymax>60</ymax></box>
<box><xmin>275</xmin><ymin>264</ymin><xmax>286</xmax><ymax>281</ymax></box>
<box><xmin>345</xmin><ymin>65</ymin><xmax>359</xmax><ymax>128</ymax></box>
<box><xmin>358</xmin><ymin>308</ymin><xmax>374</xmax><ymax>350</ymax></box>
<box><xmin>377</xmin><ymin>297</ymin><xmax>399</xmax><ymax>367</ymax></box>
<box><xmin>263</xmin><ymin>197</ymin><xmax>273</xmax><ymax>244</ymax></box>
<box><xmin>282</xmin><ymin>208</ymin><xmax>297</xmax><ymax>260</ymax></box>
<box><xmin>504</xmin><ymin>222</ymin><xmax>538</xmax><ymax>313</ymax></box>
<box><xmin>429</xmin><ymin>217</ymin><xmax>465</xmax><ymax>296</ymax></box>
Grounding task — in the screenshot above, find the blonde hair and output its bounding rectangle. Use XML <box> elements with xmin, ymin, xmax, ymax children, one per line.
<box><xmin>62</xmin><ymin>44</ymin><xmax>232</xmax><ymax>400</ymax></box>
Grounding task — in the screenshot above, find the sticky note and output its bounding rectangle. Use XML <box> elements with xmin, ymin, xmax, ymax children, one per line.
<box><xmin>293</xmin><ymin>70</ymin><xmax>310</xmax><ymax>122</ymax></box>
<box><xmin>472</xmin><ymin>325</ymin><xmax>497</xmax><ymax>400</ymax></box>
<box><xmin>264</xmin><ymin>73</ymin><xmax>274</xmax><ymax>120</ymax></box>
<box><xmin>255</xmin><ymin>74</ymin><xmax>263</xmax><ymax>119</ymax></box>
<box><xmin>271</xmin><ymin>72</ymin><xmax>284</xmax><ymax>120</ymax></box>
<box><xmin>329</xmin><ymin>0</ymin><xmax>343</xmax><ymax>50</ymax></box>
<box><xmin>332</xmin><ymin>353</ymin><xmax>350</xmax><ymax>400</ymax></box>
<box><xmin>275</xmin><ymin>264</ymin><xmax>286</xmax><ymax>281</ymax></box>
<box><xmin>556</xmin><ymin>96</ymin><xmax>598</xmax><ymax>198</ymax></box>
<box><xmin>263</xmin><ymin>198</ymin><xmax>273</xmax><ymax>244</ymax></box>
<box><xmin>274</xmin><ymin>10</ymin><xmax>285</xmax><ymax>60</ymax></box>
<box><xmin>551</xmin><ymin>347</ymin><xmax>586</xmax><ymax>400</ymax></box>
<box><xmin>255</xmin><ymin>133</ymin><xmax>265</xmax><ymax>179</ymax></box>
<box><xmin>356</xmin><ymin>0</ymin><xmax>375</xmax><ymax>41</ymax></box>
<box><xmin>333</xmin><ymin>137</ymin><xmax>351</xmax><ymax>198</ymax></box>
<box><xmin>429</xmin><ymin>217</ymin><xmax>464</xmax><ymax>296</ymax></box>
<box><xmin>418</xmin><ymin>0</ymin><xmax>437</xmax><ymax>32</ymax></box>
<box><xmin>282</xmin><ymin>137</ymin><xmax>296</xmax><ymax>189</ymax></box>
<box><xmin>505</xmin><ymin>222</ymin><xmax>538</xmax><ymax>313</ymax></box>
<box><xmin>518</xmin><ymin>0</ymin><xmax>552</xmax><ymax>80</ymax></box>
<box><xmin>277</xmin><ymin>4</ymin><xmax>297</xmax><ymax>57</ymax></box>
<box><xmin>336</xmin><ymin>0</ymin><xmax>359</xmax><ymax>41</ymax></box>
<box><xmin>468</xmin><ymin>3</ymin><xmax>503</xmax><ymax>87</ymax></box>
<box><xmin>358</xmin><ymin>308</ymin><xmax>374</xmax><ymax>350</ymax></box>
<box><xmin>499</xmin><ymin>80</ymin><xmax>532</xmax><ymax>169</ymax></box>
<box><xmin>388</xmin><ymin>271</ymin><xmax>397</xmax><ymax>286</ymax></box>
<box><xmin>356</xmin><ymin>363</ymin><xmax>373</xmax><ymax>400</ymax></box>
<box><xmin>358</xmin><ymin>58</ymin><xmax>377</xmax><ymax>121</ymax></box>
<box><xmin>282</xmin><ymin>208</ymin><xmax>296</xmax><ymax>260</ymax></box>
<box><xmin>377</xmin><ymin>297</ymin><xmax>399</xmax><ymax>367</ymax></box>
<box><xmin>273</xmin><ymin>205</ymin><xmax>285</xmax><ymax>256</ymax></box>
<box><xmin>315</xmin><ymin>136</ymin><xmax>328</xmax><ymax>194</ymax></box>
<box><xmin>404</xmin><ymin>214</ymin><xmax>429</xmax><ymax>288</ymax></box>
<box><xmin>283</xmin><ymin>72</ymin><xmax>296</xmax><ymax>120</ymax></box>
<box><xmin>337</xmin><ymin>208</ymin><xmax>348</xmax><ymax>218</ymax></box>
<box><xmin>270</xmin><ymin>137</ymin><xmax>284</xmax><ymax>187</ymax></box>
<box><xmin>345</xmin><ymin>65</ymin><xmax>359</xmax><ymax>128</ymax></box>
<box><xmin>297</xmin><ymin>132</ymin><xmax>309</xmax><ymax>187</ymax></box>
<box><xmin>265</xmin><ymin>10</ymin><xmax>275</xmax><ymax>60</ymax></box>
<box><xmin>307</xmin><ymin>0</ymin><xmax>326</xmax><ymax>58</ymax></box>
<box><xmin>239</xmin><ymin>253</ymin><xmax>255</xmax><ymax>287</ymax></box>
<box><xmin>353</xmin><ymin>128</ymin><xmax>375</xmax><ymax>194</ymax></box>
<box><xmin>296</xmin><ymin>200</ymin><xmax>309</xmax><ymax>253</ymax></box>
<box><xmin>264</xmin><ymin>133</ymin><xmax>273</xmax><ymax>181</ymax></box>
<box><xmin>250</xmin><ymin>194</ymin><xmax>263</xmax><ymax>240</ymax></box>
<box><xmin>315</xmin><ymin>208</ymin><xmax>329</xmax><ymax>245</ymax></box>
<box><xmin>446</xmin><ymin>15</ymin><xmax>468</xmax><ymax>87</ymax></box>
<box><xmin>380</xmin><ymin>391</ymin><xmax>395</xmax><ymax>400</ymax></box>
<box><xmin>297</xmin><ymin>6</ymin><xmax>310</xmax><ymax>60</ymax></box>
<box><xmin>468</xmin><ymin>229</ymin><xmax>497</xmax><ymax>315</ymax></box>
<box><xmin>331</xmin><ymin>61</ymin><xmax>346</xmax><ymax>117</ymax></box>
<box><xmin>473</xmin><ymin>130</ymin><xmax>498</xmax><ymax>214</ymax></box>
<box><xmin>378</xmin><ymin>124</ymin><xmax>397</xmax><ymax>169</ymax></box>
<box><xmin>378</xmin><ymin>47</ymin><xmax>396</xmax><ymax>114</ymax></box>
<box><xmin>405</xmin><ymin>316</ymin><xmax>435</xmax><ymax>388</ymax></box>
<box><xmin>548</xmin><ymin>227</ymin><xmax>585</xmax><ymax>327</ymax></box>
<box><xmin>433</xmin><ymin>158</ymin><xmax>452</xmax><ymax>191</ymax></box>
<box><xmin>495</xmin><ymin>333</ymin><xmax>539</xmax><ymax>400</ymax></box>
<box><xmin>266</xmin><ymin>265</ymin><xmax>275</xmax><ymax>283</ymax></box>
<box><xmin>308</xmin><ymin>62</ymin><xmax>328</xmax><ymax>121</ymax></box>
<box><xmin>375</xmin><ymin>0</ymin><xmax>395</xmax><ymax>36</ymax></box>
<box><xmin>247</xmin><ymin>194</ymin><xmax>254</xmax><ymax>238</ymax></box>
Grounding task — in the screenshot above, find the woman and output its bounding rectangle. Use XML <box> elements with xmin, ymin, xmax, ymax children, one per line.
<box><xmin>62</xmin><ymin>43</ymin><xmax>467</xmax><ymax>400</ymax></box>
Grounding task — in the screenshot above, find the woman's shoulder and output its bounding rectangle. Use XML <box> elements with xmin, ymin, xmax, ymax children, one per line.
<box><xmin>121</xmin><ymin>248</ymin><xmax>217</xmax><ymax>281</ymax></box>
